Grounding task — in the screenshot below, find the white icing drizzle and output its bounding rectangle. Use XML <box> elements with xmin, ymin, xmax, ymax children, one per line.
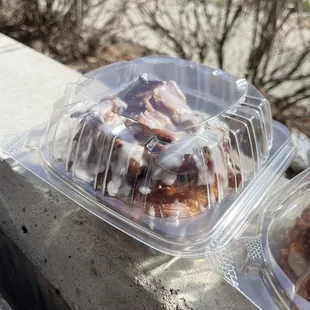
<box><xmin>151</xmin><ymin>137</ymin><xmax>218</xmax><ymax>186</ymax></box>
<box><xmin>152</xmin><ymin>168</ymin><xmax>177</xmax><ymax>186</ymax></box>
<box><xmin>147</xmin><ymin>205</ymin><xmax>156</xmax><ymax>217</ymax></box>
<box><xmin>107</xmin><ymin>140</ymin><xmax>145</xmax><ymax>196</ymax></box>
<box><xmin>137</xmin><ymin>110</ymin><xmax>176</xmax><ymax>130</ymax></box>
<box><xmin>158</xmin><ymin>81</ymin><xmax>191</xmax><ymax>116</ymax></box>
<box><xmin>139</xmin><ymin>186</ymin><xmax>152</xmax><ymax>195</ymax></box>
<box><xmin>107</xmin><ymin>177</ymin><xmax>122</xmax><ymax>196</ymax></box>
<box><xmin>69</xmin><ymin>76</ymin><xmax>236</xmax><ymax>209</ymax></box>
<box><xmin>69</xmin><ymin>99</ymin><xmax>128</xmax><ymax>186</ymax></box>
<box><xmin>171</xmin><ymin>198</ymin><xmax>182</xmax><ymax>209</ymax></box>
<box><xmin>151</xmin><ymin>151</ymin><xmax>183</xmax><ymax>186</ymax></box>
<box><xmin>112</xmin><ymin>98</ymin><xmax>128</xmax><ymax>112</ymax></box>
<box><xmin>168</xmin><ymin>80</ymin><xmax>186</xmax><ymax>101</ymax></box>
<box><xmin>210</xmin><ymin>189</ymin><xmax>217</xmax><ymax>204</ymax></box>
<box><xmin>178</xmin><ymin>111</ymin><xmax>203</xmax><ymax>127</ymax></box>
<box><xmin>72</xmin><ymin>123</ymin><xmax>98</xmax><ymax>182</ymax></box>
<box><xmin>193</xmin><ymin>152</ymin><xmax>214</xmax><ymax>186</ymax></box>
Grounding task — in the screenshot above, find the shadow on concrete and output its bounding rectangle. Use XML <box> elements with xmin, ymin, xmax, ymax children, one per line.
<box><xmin>0</xmin><ymin>227</ymin><xmax>70</xmax><ymax>310</ymax></box>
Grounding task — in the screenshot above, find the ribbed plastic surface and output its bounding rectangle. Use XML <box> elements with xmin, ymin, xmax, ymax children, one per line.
<box><xmin>44</xmin><ymin>56</ymin><xmax>272</xmax><ymax>221</ymax></box>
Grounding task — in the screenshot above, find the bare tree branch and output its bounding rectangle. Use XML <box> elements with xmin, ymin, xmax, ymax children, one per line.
<box><xmin>274</xmin><ymin>85</ymin><xmax>310</xmax><ymax>111</ymax></box>
<box><xmin>138</xmin><ymin>3</ymin><xmax>188</xmax><ymax>58</ymax></box>
<box><xmin>215</xmin><ymin>1</ymin><xmax>242</xmax><ymax>68</ymax></box>
<box><xmin>266</xmin><ymin>46</ymin><xmax>310</xmax><ymax>87</ymax></box>
<box><xmin>265</xmin><ymin>72</ymin><xmax>310</xmax><ymax>91</ymax></box>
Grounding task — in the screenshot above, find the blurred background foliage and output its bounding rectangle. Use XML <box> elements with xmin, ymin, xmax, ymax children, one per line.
<box><xmin>0</xmin><ymin>0</ymin><xmax>309</xmax><ymax>138</ymax></box>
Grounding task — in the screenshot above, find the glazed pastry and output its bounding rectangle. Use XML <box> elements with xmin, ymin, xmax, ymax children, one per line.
<box><xmin>67</xmin><ymin>74</ymin><xmax>241</xmax><ymax>218</ymax></box>
<box><xmin>281</xmin><ymin>205</ymin><xmax>310</xmax><ymax>301</ymax></box>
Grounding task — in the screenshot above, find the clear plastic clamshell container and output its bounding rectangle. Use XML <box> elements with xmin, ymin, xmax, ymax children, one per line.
<box><xmin>261</xmin><ymin>168</ymin><xmax>310</xmax><ymax>309</ymax></box>
<box><xmin>37</xmin><ymin>55</ymin><xmax>295</xmax><ymax>256</ymax></box>
<box><xmin>0</xmin><ymin>55</ymin><xmax>304</xmax><ymax>309</ymax></box>
<box><xmin>212</xmin><ymin>169</ymin><xmax>310</xmax><ymax>310</ymax></box>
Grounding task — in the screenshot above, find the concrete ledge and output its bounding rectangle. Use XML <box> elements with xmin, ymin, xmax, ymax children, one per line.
<box><xmin>0</xmin><ymin>294</ymin><xmax>12</xmax><ymax>310</ymax></box>
<box><xmin>0</xmin><ymin>160</ymin><xmax>256</xmax><ymax>309</ymax></box>
<box><xmin>0</xmin><ymin>222</ymin><xmax>70</xmax><ymax>310</ymax></box>
<box><xmin>0</xmin><ymin>34</ymin><xmax>79</xmax><ymax>137</ymax></box>
<box><xmin>0</xmin><ymin>34</ymin><xmax>256</xmax><ymax>309</ymax></box>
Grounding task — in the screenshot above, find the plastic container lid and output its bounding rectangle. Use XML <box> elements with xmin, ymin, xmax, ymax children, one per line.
<box><xmin>261</xmin><ymin>167</ymin><xmax>310</xmax><ymax>309</ymax></box>
<box><xmin>38</xmin><ymin>55</ymin><xmax>295</xmax><ymax>256</ymax></box>
<box><xmin>213</xmin><ymin>168</ymin><xmax>310</xmax><ymax>310</ymax></box>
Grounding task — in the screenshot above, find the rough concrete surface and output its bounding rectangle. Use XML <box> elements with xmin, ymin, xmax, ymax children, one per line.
<box><xmin>0</xmin><ymin>34</ymin><xmax>79</xmax><ymax>137</ymax></box>
<box><xmin>0</xmin><ymin>294</ymin><xmax>12</xmax><ymax>310</ymax></box>
<box><xmin>0</xmin><ymin>162</ymin><xmax>257</xmax><ymax>310</ymax></box>
<box><xmin>0</xmin><ymin>34</ymin><xmax>258</xmax><ymax>309</ymax></box>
